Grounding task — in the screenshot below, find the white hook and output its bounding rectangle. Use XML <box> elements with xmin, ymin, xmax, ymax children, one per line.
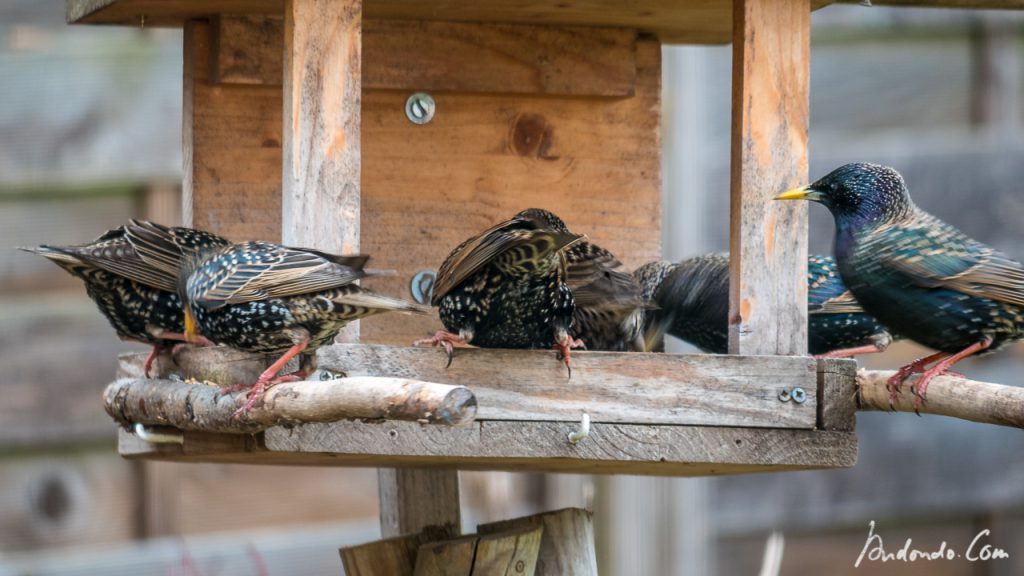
<box><xmin>567</xmin><ymin>413</ymin><xmax>591</xmax><ymax>445</ymax></box>
<box><xmin>134</xmin><ymin>422</ymin><xmax>184</xmax><ymax>445</ymax></box>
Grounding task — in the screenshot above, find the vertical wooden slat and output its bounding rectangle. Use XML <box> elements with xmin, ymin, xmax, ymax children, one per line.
<box><xmin>378</xmin><ymin>468</ymin><xmax>462</xmax><ymax>538</ymax></box>
<box><xmin>282</xmin><ymin>0</ymin><xmax>361</xmax><ymax>255</ymax></box>
<box><xmin>728</xmin><ymin>0</ymin><xmax>810</xmax><ymax>356</ymax></box>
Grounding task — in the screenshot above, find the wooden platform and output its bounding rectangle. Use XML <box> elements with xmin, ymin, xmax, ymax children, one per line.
<box><xmin>114</xmin><ymin>347</ymin><xmax>858</xmax><ymax>476</ymax></box>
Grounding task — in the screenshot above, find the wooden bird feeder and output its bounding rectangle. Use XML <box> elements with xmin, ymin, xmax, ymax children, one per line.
<box><xmin>68</xmin><ymin>0</ymin><xmax>1024</xmax><ymax>566</ymax></box>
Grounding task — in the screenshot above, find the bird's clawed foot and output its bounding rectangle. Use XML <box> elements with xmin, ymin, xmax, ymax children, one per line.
<box><xmin>230</xmin><ymin>370</ymin><xmax>308</xmax><ymax>419</ymax></box>
<box><xmin>413</xmin><ymin>331</ymin><xmax>467</xmax><ymax>368</ymax></box>
<box><xmin>553</xmin><ymin>337</ymin><xmax>586</xmax><ymax>379</ymax></box>
<box><xmin>885</xmin><ymin>351</ymin><xmax>948</xmax><ymax>410</ymax></box>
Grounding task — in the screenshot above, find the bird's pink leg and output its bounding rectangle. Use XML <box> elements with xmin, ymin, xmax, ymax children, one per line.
<box><xmin>413</xmin><ymin>330</ymin><xmax>468</xmax><ymax>368</ymax></box>
<box><xmin>232</xmin><ymin>338</ymin><xmax>310</xmax><ymax>419</ymax></box>
<box><xmin>815</xmin><ymin>344</ymin><xmax>887</xmax><ymax>359</ymax></box>
<box><xmin>553</xmin><ymin>336</ymin><xmax>586</xmax><ymax>378</ymax></box>
<box><xmin>143</xmin><ymin>344</ymin><xmax>168</xmax><ymax>378</ymax></box>
<box><xmin>910</xmin><ymin>336</ymin><xmax>993</xmax><ymax>412</ymax></box>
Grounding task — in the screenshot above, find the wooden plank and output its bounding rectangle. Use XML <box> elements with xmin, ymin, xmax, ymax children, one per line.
<box><xmin>66</xmin><ymin>0</ymin><xmax>843</xmax><ymax>44</ymax></box>
<box><xmin>471</xmin><ymin>525</ymin><xmax>543</xmax><ymax>576</ymax></box>
<box><xmin>479</xmin><ymin>508</ymin><xmax>595</xmax><ymax>576</ymax></box>
<box><xmin>124</xmin><ymin>343</ymin><xmax>821</xmax><ymax>429</ymax></box>
<box><xmin>378</xmin><ymin>469</ymin><xmax>462</xmax><ymax>537</ymax></box>
<box><xmin>319</xmin><ymin>345</ymin><xmax>819</xmax><ymax>429</ymax></box>
<box><xmin>183</xmin><ymin>20</ymin><xmax>282</xmax><ymax>242</ymax></box>
<box><xmin>341</xmin><ymin>532</ymin><xmax>421</xmax><ymax>576</ymax></box>
<box><xmin>728</xmin><ymin>0</ymin><xmax>810</xmax><ymax>356</ymax></box>
<box><xmin>817</xmin><ymin>358</ymin><xmax>857</xmax><ymax>432</ymax></box>
<box><xmin>117</xmin><ymin>423</ymin><xmax>857</xmax><ymax>475</ymax></box>
<box><xmin>213</xmin><ymin>17</ymin><xmax>637</xmax><ymax>96</ymax></box>
<box><xmin>282</xmin><ymin>0</ymin><xmax>360</xmax><ymax>256</ymax></box>
<box><xmin>210</xmin><ymin>14</ymin><xmax>285</xmax><ymax>85</ymax></box>
<box><xmin>413</xmin><ymin>535</ymin><xmax>477</xmax><ymax>576</ymax></box>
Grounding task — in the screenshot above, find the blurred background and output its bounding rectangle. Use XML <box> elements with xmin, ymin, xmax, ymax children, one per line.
<box><xmin>1</xmin><ymin>1</ymin><xmax>1022</xmax><ymax>574</ymax></box>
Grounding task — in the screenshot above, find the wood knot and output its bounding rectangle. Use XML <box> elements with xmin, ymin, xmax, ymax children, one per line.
<box><xmin>510</xmin><ymin>113</ymin><xmax>558</xmax><ymax>160</ymax></box>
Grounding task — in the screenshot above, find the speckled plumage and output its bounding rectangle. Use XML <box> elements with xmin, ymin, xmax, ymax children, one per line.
<box><xmin>22</xmin><ymin>223</ymin><xmax>231</xmax><ymax>376</ymax></box>
<box><xmin>181</xmin><ymin>240</ymin><xmax>425</xmax><ymax>415</ymax></box>
<box><xmin>23</xmin><ymin>227</ymin><xmax>187</xmax><ymax>346</ymax></box>
<box><xmin>635</xmin><ymin>254</ymin><xmax>893</xmax><ymax>355</ymax></box>
<box><xmin>564</xmin><ymin>240</ymin><xmax>646</xmax><ymax>352</ymax></box>
<box><xmin>781</xmin><ymin>162</ymin><xmax>1024</xmax><ymax>406</ymax></box>
<box><xmin>429</xmin><ymin>208</ymin><xmax>583</xmax><ymax>351</ymax></box>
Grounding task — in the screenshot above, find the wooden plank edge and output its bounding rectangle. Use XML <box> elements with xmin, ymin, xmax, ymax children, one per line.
<box><xmin>116</xmin><ymin>422</ymin><xmax>858</xmax><ymax>476</ymax></box>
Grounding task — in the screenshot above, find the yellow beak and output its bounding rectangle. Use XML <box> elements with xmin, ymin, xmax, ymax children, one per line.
<box><xmin>184</xmin><ymin>308</ymin><xmax>199</xmax><ymax>343</ymax></box>
<box><xmin>774</xmin><ymin>185</ymin><xmax>810</xmax><ymax>201</ymax></box>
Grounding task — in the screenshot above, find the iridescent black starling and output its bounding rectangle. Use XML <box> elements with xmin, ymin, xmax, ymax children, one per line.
<box><xmin>416</xmin><ymin>208</ymin><xmax>587</xmax><ymax>370</ymax></box>
<box><xmin>778</xmin><ymin>163</ymin><xmax>1024</xmax><ymax>409</ymax></box>
<box><xmin>21</xmin><ymin>223</ymin><xmax>228</xmax><ymax>376</ymax></box>
<box><xmin>179</xmin><ymin>240</ymin><xmax>427</xmax><ymax>417</ymax></box>
<box><xmin>635</xmin><ymin>254</ymin><xmax>894</xmax><ymax>356</ymax></box>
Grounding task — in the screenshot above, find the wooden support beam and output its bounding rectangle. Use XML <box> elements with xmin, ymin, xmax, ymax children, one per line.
<box><xmin>379</xmin><ymin>468</ymin><xmax>462</xmax><ymax>537</ymax></box>
<box><xmin>282</xmin><ymin>0</ymin><xmax>361</xmax><ymax>256</ymax></box>
<box><xmin>103</xmin><ymin>376</ymin><xmax>477</xmax><ymax>432</ymax></box>
<box><xmin>728</xmin><ymin>0</ymin><xmax>810</xmax><ymax>356</ymax></box>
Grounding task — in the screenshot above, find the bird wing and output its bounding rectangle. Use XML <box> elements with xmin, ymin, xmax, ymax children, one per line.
<box><xmin>430</xmin><ymin>215</ymin><xmax>583</xmax><ymax>305</ymax></box>
<box><xmin>41</xmin><ymin>226</ymin><xmax>183</xmax><ymax>292</ymax></box>
<box><xmin>126</xmin><ymin>220</ymin><xmax>231</xmax><ymax>280</ymax></box>
<box><xmin>807</xmin><ymin>255</ymin><xmax>866</xmax><ymax>315</ymax></box>
<box><xmin>189</xmin><ymin>242</ymin><xmax>367</xmax><ymax>308</ymax></box>
<box><xmin>874</xmin><ymin>214</ymin><xmax>1024</xmax><ymax>308</ymax></box>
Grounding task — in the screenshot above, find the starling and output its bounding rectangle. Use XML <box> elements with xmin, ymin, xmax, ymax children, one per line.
<box><xmin>416</xmin><ymin>208</ymin><xmax>588</xmax><ymax>370</ymax></box>
<box><xmin>777</xmin><ymin>163</ymin><xmax>1024</xmax><ymax>409</ymax></box>
<box><xmin>635</xmin><ymin>254</ymin><xmax>894</xmax><ymax>356</ymax></box>
<box><xmin>565</xmin><ymin>240</ymin><xmax>646</xmax><ymax>352</ymax></box>
<box><xmin>21</xmin><ymin>223</ymin><xmax>227</xmax><ymax>376</ymax></box>
<box><xmin>180</xmin><ymin>240</ymin><xmax>427</xmax><ymax>417</ymax></box>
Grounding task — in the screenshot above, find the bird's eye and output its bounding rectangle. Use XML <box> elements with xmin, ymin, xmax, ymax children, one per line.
<box><xmin>829</xmin><ymin>182</ymin><xmax>840</xmax><ymax>194</ymax></box>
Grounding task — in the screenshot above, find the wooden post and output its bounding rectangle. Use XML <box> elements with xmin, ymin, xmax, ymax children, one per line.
<box><xmin>728</xmin><ymin>0</ymin><xmax>810</xmax><ymax>356</ymax></box>
<box><xmin>378</xmin><ymin>469</ymin><xmax>462</xmax><ymax>537</ymax></box>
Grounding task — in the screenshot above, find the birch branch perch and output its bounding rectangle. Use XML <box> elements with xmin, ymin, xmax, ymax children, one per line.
<box><xmin>857</xmin><ymin>369</ymin><xmax>1024</xmax><ymax>429</ymax></box>
<box><xmin>104</xmin><ymin>376</ymin><xmax>477</xmax><ymax>434</ymax></box>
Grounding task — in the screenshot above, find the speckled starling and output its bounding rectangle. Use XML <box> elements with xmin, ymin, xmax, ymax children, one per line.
<box><xmin>179</xmin><ymin>240</ymin><xmax>427</xmax><ymax>417</ymax></box>
<box><xmin>634</xmin><ymin>253</ymin><xmax>894</xmax><ymax>356</ymax></box>
<box><xmin>777</xmin><ymin>163</ymin><xmax>1024</xmax><ymax>409</ymax></box>
<box><xmin>416</xmin><ymin>208</ymin><xmax>587</xmax><ymax>370</ymax></box>
<box><xmin>21</xmin><ymin>223</ymin><xmax>228</xmax><ymax>376</ymax></box>
<box><xmin>565</xmin><ymin>240</ymin><xmax>646</xmax><ymax>352</ymax></box>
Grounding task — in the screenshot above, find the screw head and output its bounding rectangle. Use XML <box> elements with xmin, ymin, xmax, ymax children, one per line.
<box><xmin>791</xmin><ymin>387</ymin><xmax>807</xmax><ymax>404</ymax></box>
<box><xmin>411</xmin><ymin>269</ymin><xmax>437</xmax><ymax>304</ymax></box>
<box><xmin>405</xmin><ymin>92</ymin><xmax>436</xmax><ymax>125</ymax></box>
<box><xmin>778</xmin><ymin>389</ymin><xmax>791</xmax><ymax>403</ymax></box>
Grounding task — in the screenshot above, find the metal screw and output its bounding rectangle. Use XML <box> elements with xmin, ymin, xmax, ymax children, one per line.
<box><xmin>405</xmin><ymin>92</ymin><xmax>435</xmax><ymax>125</ymax></box>
<box><xmin>791</xmin><ymin>387</ymin><xmax>807</xmax><ymax>404</ymax></box>
<box><xmin>778</xmin><ymin>389</ymin><xmax>791</xmax><ymax>403</ymax></box>
<box><xmin>411</xmin><ymin>269</ymin><xmax>436</xmax><ymax>305</ymax></box>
